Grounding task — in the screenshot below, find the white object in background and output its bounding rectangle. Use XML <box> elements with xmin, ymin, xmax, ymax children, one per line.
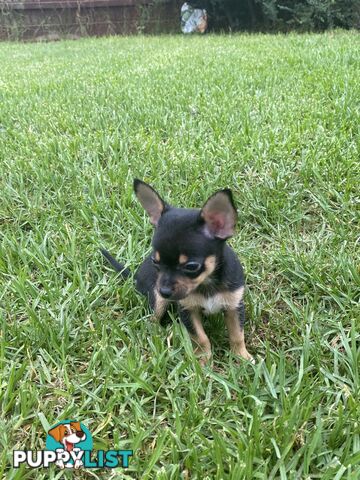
<box><xmin>181</xmin><ymin>3</ymin><xmax>208</xmax><ymax>34</ymax></box>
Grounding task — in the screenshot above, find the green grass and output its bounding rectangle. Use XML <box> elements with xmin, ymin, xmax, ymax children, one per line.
<box><xmin>0</xmin><ymin>31</ymin><xmax>359</xmax><ymax>479</ymax></box>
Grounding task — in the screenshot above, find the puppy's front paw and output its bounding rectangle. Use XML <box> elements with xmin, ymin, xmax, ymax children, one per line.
<box><xmin>246</xmin><ymin>352</ymin><xmax>255</xmax><ymax>364</ymax></box>
<box><xmin>194</xmin><ymin>348</ymin><xmax>212</xmax><ymax>367</ymax></box>
<box><xmin>232</xmin><ymin>346</ymin><xmax>255</xmax><ymax>364</ymax></box>
<box><xmin>198</xmin><ymin>354</ymin><xmax>212</xmax><ymax>367</ymax></box>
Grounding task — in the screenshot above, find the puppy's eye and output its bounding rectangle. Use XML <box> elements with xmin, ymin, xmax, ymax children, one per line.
<box><xmin>182</xmin><ymin>262</ymin><xmax>202</xmax><ymax>273</ymax></box>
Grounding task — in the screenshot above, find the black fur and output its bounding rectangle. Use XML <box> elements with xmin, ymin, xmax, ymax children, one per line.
<box><xmin>100</xmin><ymin>248</ymin><xmax>131</xmax><ymax>280</ymax></box>
<box><xmin>179</xmin><ymin>309</ymin><xmax>196</xmax><ymax>335</ymax></box>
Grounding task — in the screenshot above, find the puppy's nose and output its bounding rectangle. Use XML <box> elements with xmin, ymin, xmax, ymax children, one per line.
<box><xmin>159</xmin><ymin>286</ymin><xmax>173</xmax><ymax>299</ymax></box>
<box><xmin>76</xmin><ymin>431</ymin><xmax>84</xmax><ymax>438</ymax></box>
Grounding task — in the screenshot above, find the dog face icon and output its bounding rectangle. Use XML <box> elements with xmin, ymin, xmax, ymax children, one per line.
<box><xmin>48</xmin><ymin>421</ymin><xmax>86</xmax><ymax>452</ymax></box>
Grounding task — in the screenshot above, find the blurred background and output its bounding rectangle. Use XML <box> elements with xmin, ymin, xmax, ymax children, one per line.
<box><xmin>1</xmin><ymin>0</ymin><xmax>359</xmax><ymax>42</ymax></box>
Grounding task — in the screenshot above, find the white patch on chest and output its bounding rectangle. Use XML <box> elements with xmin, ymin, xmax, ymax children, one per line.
<box><xmin>200</xmin><ymin>295</ymin><xmax>227</xmax><ymax>314</ymax></box>
<box><xmin>180</xmin><ymin>286</ymin><xmax>244</xmax><ymax>315</ymax></box>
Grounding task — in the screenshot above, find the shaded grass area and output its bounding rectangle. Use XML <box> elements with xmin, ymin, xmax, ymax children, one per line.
<box><xmin>0</xmin><ymin>32</ymin><xmax>359</xmax><ymax>478</ymax></box>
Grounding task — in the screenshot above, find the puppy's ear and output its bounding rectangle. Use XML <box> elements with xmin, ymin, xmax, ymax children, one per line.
<box><xmin>48</xmin><ymin>425</ymin><xmax>65</xmax><ymax>443</ymax></box>
<box><xmin>133</xmin><ymin>179</ymin><xmax>167</xmax><ymax>226</ymax></box>
<box><xmin>200</xmin><ymin>189</ymin><xmax>237</xmax><ymax>239</ymax></box>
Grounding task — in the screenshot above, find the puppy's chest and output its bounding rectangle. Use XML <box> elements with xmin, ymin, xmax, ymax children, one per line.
<box><xmin>198</xmin><ymin>295</ymin><xmax>228</xmax><ymax>315</ymax></box>
<box><xmin>179</xmin><ymin>287</ymin><xmax>244</xmax><ymax>315</ymax></box>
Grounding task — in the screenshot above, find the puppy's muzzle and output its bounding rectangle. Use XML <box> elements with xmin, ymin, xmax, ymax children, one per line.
<box><xmin>158</xmin><ymin>273</ymin><xmax>190</xmax><ymax>300</ymax></box>
<box><xmin>158</xmin><ymin>287</ymin><xmax>189</xmax><ymax>301</ymax></box>
<box><xmin>159</xmin><ymin>286</ymin><xmax>173</xmax><ymax>299</ymax></box>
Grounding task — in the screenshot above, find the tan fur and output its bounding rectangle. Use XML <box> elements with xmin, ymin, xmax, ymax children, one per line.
<box><xmin>157</xmin><ymin>255</ymin><xmax>217</xmax><ymax>300</ymax></box>
<box><xmin>153</xmin><ymin>290</ymin><xmax>169</xmax><ymax>320</ymax></box>
<box><xmin>172</xmin><ymin>276</ymin><xmax>193</xmax><ymax>298</ymax></box>
<box><xmin>191</xmin><ymin>255</ymin><xmax>216</xmax><ymax>287</ymax></box>
<box><xmin>189</xmin><ymin>310</ymin><xmax>212</xmax><ymax>366</ymax></box>
<box><xmin>224</xmin><ymin>309</ymin><xmax>253</xmax><ymax>362</ymax></box>
<box><xmin>155</xmin><ymin>251</ymin><xmax>160</xmax><ymax>262</ymax></box>
<box><xmin>179</xmin><ymin>254</ymin><xmax>188</xmax><ymax>264</ymax></box>
<box><xmin>176</xmin><ymin>255</ymin><xmax>216</xmax><ymax>297</ymax></box>
<box><xmin>180</xmin><ymin>286</ymin><xmax>244</xmax><ymax>313</ymax></box>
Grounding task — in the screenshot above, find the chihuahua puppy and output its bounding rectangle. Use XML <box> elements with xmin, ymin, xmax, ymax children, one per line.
<box><xmin>101</xmin><ymin>179</ymin><xmax>253</xmax><ymax>365</ymax></box>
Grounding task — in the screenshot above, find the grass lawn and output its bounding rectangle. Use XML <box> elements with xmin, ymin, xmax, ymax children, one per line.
<box><xmin>0</xmin><ymin>31</ymin><xmax>359</xmax><ymax>479</ymax></box>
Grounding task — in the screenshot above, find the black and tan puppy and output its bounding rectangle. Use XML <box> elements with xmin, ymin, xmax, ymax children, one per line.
<box><xmin>101</xmin><ymin>179</ymin><xmax>253</xmax><ymax>365</ymax></box>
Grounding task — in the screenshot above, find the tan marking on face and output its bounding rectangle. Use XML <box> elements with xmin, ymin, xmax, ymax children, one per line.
<box><xmin>225</xmin><ymin>309</ymin><xmax>253</xmax><ymax>362</ymax></box>
<box><xmin>175</xmin><ymin>255</ymin><xmax>216</xmax><ymax>295</ymax></box>
<box><xmin>170</xmin><ymin>274</ymin><xmax>195</xmax><ymax>298</ymax></box>
<box><xmin>189</xmin><ymin>255</ymin><xmax>216</xmax><ymax>287</ymax></box>
<box><xmin>188</xmin><ymin>310</ymin><xmax>212</xmax><ymax>366</ymax></box>
<box><xmin>153</xmin><ymin>290</ymin><xmax>169</xmax><ymax>320</ymax></box>
<box><xmin>179</xmin><ymin>254</ymin><xmax>188</xmax><ymax>264</ymax></box>
<box><xmin>156</xmin><ymin>255</ymin><xmax>217</xmax><ymax>300</ymax></box>
<box><xmin>180</xmin><ymin>286</ymin><xmax>244</xmax><ymax>313</ymax></box>
<box><xmin>154</xmin><ymin>251</ymin><xmax>160</xmax><ymax>262</ymax></box>
<box><xmin>204</xmin><ymin>255</ymin><xmax>216</xmax><ymax>274</ymax></box>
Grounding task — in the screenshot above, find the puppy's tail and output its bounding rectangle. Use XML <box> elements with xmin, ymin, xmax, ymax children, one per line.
<box><xmin>100</xmin><ymin>249</ymin><xmax>131</xmax><ymax>280</ymax></box>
